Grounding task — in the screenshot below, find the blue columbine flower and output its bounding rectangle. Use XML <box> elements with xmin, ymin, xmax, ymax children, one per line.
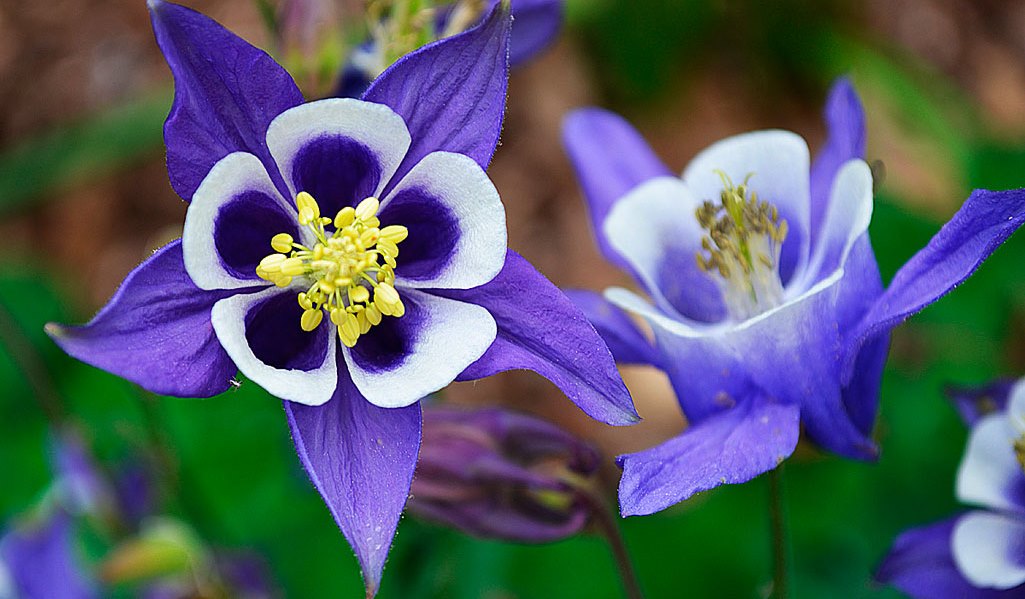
<box><xmin>877</xmin><ymin>378</ymin><xmax>1025</xmax><ymax>597</ymax></box>
<box><xmin>562</xmin><ymin>78</ymin><xmax>1025</xmax><ymax>516</ymax></box>
<box><xmin>46</xmin><ymin>1</ymin><xmax>635</xmax><ymax>594</ymax></box>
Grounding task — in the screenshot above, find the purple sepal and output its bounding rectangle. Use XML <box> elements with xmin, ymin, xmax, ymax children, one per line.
<box><xmin>502</xmin><ymin>0</ymin><xmax>563</xmax><ymax>66</ymax></box>
<box><xmin>562</xmin><ymin>108</ymin><xmax>673</xmax><ymax>270</ymax></box>
<box><xmin>846</xmin><ymin>188</ymin><xmax>1025</xmax><ymax>380</ymax></box>
<box><xmin>285</xmin><ymin>364</ymin><xmax>422</xmax><ymax>598</ymax></box>
<box><xmin>876</xmin><ymin>516</ymin><xmax>1020</xmax><ymax>599</ymax></box>
<box><xmin>437</xmin><ymin>250</ymin><xmax>639</xmax><ymax>426</ymax></box>
<box><xmin>616</xmin><ymin>395</ymin><xmax>800</xmax><ymax>516</ymax></box>
<box><xmin>408</xmin><ymin>405</ymin><xmax>599</xmax><ymax>543</ymax></box>
<box><xmin>563</xmin><ymin>289</ymin><xmax>661</xmax><ymax>367</ymax></box>
<box><xmin>809</xmin><ymin>77</ymin><xmax>865</xmax><ymax>246</ymax></box>
<box><xmin>51</xmin><ymin>431</ymin><xmax>109</xmax><ymax>517</ymax></box>
<box><xmin>149</xmin><ymin>0</ymin><xmax>303</xmax><ymax>200</ymax></box>
<box><xmin>363</xmin><ymin>1</ymin><xmax>511</xmax><ymax>192</ymax></box>
<box><xmin>46</xmin><ymin>241</ymin><xmax>238</xmax><ymax>398</ymax></box>
<box><xmin>947</xmin><ymin>379</ymin><xmax>1018</xmax><ymax>427</ymax></box>
<box><xmin>0</xmin><ymin>511</ymin><xmax>98</xmax><ymax>599</ymax></box>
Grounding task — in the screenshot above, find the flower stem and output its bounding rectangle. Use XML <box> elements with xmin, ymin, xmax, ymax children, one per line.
<box><xmin>768</xmin><ymin>465</ymin><xmax>790</xmax><ymax>599</ymax></box>
<box><xmin>574</xmin><ymin>482</ymin><xmax>643</xmax><ymax>599</ymax></box>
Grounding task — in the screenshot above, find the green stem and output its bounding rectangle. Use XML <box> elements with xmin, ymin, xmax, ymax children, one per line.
<box><xmin>570</xmin><ymin>479</ymin><xmax>643</xmax><ymax>599</ymax></box>
<box><xmin>768</xmin><ymin>466</ymin><xmax>790</xmax><ymax>599</ymax></box>
<box><xmin>0</xmin><ymin>301</ymin><xmax>65</xmax><ymax>424</ymax></box>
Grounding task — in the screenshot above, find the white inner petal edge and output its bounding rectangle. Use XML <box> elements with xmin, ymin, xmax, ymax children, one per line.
<box><xmin>343</xmin><ymin>289</ymin><xmax>497</xmax><ymax>408</ymax></box>
<box><xmin>211</xmin><ymin>287</ymin><xmax>338</xmax><ymax>406</ymax></box>
<box><xmin>953</xmin><ymin>511</ymin><xmax>1025</xmax><ymax>589</ymax></box>
<box><xmin>185</xmin><ymin>152</ymin><xmax>298</xmax><ymax>291</ymax></box>
<box><xmin>384</xmin><ymin>151</ymin><xmax>507</xmax><ymax>290</ymax></box>
<box><xmin>956</xmin><ymin>412</ymin><xmax>1025</xmax><ymax>513</ymax></box>
<box><xmin>265</xmin><ymin>98</ymin><xmax>412</xmax><ymax>201</ymax></box>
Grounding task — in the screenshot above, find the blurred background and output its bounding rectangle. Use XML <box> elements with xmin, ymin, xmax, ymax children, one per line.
<box><xmin>2</xmin><ymin>0</ymin><xmax>1025</xmax><ymax>596</ymax></box>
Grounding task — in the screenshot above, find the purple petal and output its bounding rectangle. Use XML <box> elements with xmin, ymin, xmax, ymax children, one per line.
<box><xmin>149</xmin><ymin>0</ymin><xmax>303</xmax><ymax>200</ymax></box>
<box><xmin>0</xmin><ymin>512</ymin><xmax>98</xmax><ymax>599</ymax></box>
<box><xmin>563</xmin><ymin>289</ymin><xmax>662</xmax><ymax>367</ymax></box>
<box><xmin>948</xmin><ymin>378</ymin><xmax>1018</xmax><ymax>427</ymax></box>
<box><xmin>363</xmin><ymin>2</ymin><xmax>511</xmax><ymax>192</ymax></box>
<box><xmin>616</xmin><ymin>394</ymin><xmax>800</xmax><ymax>516</ymax></box>
<box><xmin>505</xmin><ymin>0</ymin><xmax>563</xmax><ymax>66</ymax></box>
<box><xmin>876</xmin><ymin>516</ymin><xmax>1018</xmax><ymax>599</ymax></box>
<box><xmin>562</xmin><ymin>108</ymin><xmax>673</xmax><ymax>269</ymax></box>
<box><xmin>437</xmin><ymin>250</ymin><xmax>639</xmax><ymax>425</ymax></box>
<box><xmin>285</xmin><ymin>368</ymin><xmax>422</xmax><ymax>598</ymax></box>
<box><xmin>846</xmin><ymin>188</ymin><xmax>1025</xmax><ymax>380</ymax></box>
<box><xmin>809</xmin><ymin>77</ymin><xmax>865</xmax><ymax>248</ymax></box>
<box><xmin>47</xmin><ymin>241</ymin><xmax>237</xmax><ymax>398</ymax></box>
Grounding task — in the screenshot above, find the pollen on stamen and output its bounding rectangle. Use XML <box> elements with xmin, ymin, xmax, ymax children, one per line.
<box><xmin>256</xmin><ymin>192</ymin><xmax>409</xmax><ymax>347</ymax></box>
<box><xmin>695</xmin><ymin>171</ymin><xmax>788</xmax><ymax>321</ymax></box>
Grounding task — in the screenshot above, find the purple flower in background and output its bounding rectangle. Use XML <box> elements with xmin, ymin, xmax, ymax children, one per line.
<box><xmin>562</xmin><ymin>78</ymin><xmax>1025</xmax><ymax>516</ymax></box>
<box><xmin>0</xmin><ymin>511</ymin><xmax>97</xmax><ymax>599</ymax></box>
<box><xmin>408</xmin><ymin>405</ymin><xmax>600</xmax><ymax>543</ymax></box>
<box><xmin>47</xmin><ymin>1</ymin><xmax>634</xmax><ymax>594</ymax></box>
<box><xmin>877</xmin><ymin>379</ymin><xmax>1025</xmax><ymax>597</ymax></box>
<box><xmin>336</xmin><ymin>0</ymin><xmax>563</xmax><ymax>98</ymax></box>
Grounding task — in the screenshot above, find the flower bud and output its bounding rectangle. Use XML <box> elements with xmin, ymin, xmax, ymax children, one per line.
<box><xmin>408</xmin><ymin>406</ymin><xmax>601</xmax><ymax>543</ymax></box>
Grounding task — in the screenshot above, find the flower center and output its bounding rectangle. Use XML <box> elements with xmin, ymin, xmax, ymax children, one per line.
<box><xmin>695</xmin><ymin>172</ymin><xmax>789</xmax><ymax>321</ymax></box>
<box><xmin>1014</xmin><ymin>435</ymin><xmax>1025</xmax><ymax>474</ymax></box>
<box><xmin>256</xmin><ymin>192</ymin><xmax>408</xmax><ymax>348</ymax></box>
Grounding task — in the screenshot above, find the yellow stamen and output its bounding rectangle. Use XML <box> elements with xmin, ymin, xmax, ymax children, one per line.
<box><xmin>256</xmin><ymin>192</ymin><xmax>410</xmax><ymax>346</ymax></box>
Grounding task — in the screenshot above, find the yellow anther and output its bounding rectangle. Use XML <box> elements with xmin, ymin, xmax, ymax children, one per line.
<box><xmin>279</xmin><ymin>257</ymin><xmax>306</xmax><ymax>277</ymax></box>
<box><xmin>380</xmin><ymin>225</ymin><xmax>409</xmax><ymax>244</ymax></box>
<box><xmin>296</xmin><ymin>191</ymin><xmax>321</xmax><ymax>225</ymax></box>
<box><xmin>355</xmin><ymin>197</ymin><xmax>380</xmax><ymax>220</ymax></box>
<box><xmin>349</xmin><ymin>285</ymin><xmax>370</xmax><ymax>304</ymax></box>
<box><xmin>334</xmin><ymin>206</ymin><xmax>356</xmax><ymax>229</ymax></box>
<box><xmin>300</xmin><ymin>309</ymin><xmax>324</xmax><ymax>332</ymax></box>
<box><xmin>338</xmin><ymin>312</ymin><xmax>360</xmax><ymax>347</ymax></box>
<box><xmin>271</xmin><ymin>233</ymin><xmax>294</xmax><ymax>253</ymax></box>
<box><xmin>256</xmin><ymin>190</ymin><xmax>411</xmax><ymax>344</ymax></box>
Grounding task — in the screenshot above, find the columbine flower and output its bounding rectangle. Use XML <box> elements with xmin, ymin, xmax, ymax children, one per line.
<box><xmin>562</xmin><ymin>78</ymin><xmax>1025</xmax><ymax>516</ymax></box>
<box><xmin>877</xmin><ymin>378</ymin><xmax>1025</xmax><ymax>597</ymax></box>
<box><xmin>47</xmin><ymin>1</ymin><xmax>635</xmax><ymax>594</ymax></box>
<box><xmin>336</xmin><ymin>0</ymin><xmax>563</xmax><ymax>98</ymax></box>
<box><xmin>408</xmin><ymin>405</ymin><xmax>600</xmax><ymax>543</ymax></box>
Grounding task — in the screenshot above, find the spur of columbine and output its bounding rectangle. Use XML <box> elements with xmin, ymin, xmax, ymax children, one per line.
<box><xmin>47</xmin><ymin>1</ymin><xmax>636</xmax><ymax>595</ymax></box>
<box><xmin>563</xmin><ymin>78</ymin><xmax>1025</xmax><ymax>516</ymax></box>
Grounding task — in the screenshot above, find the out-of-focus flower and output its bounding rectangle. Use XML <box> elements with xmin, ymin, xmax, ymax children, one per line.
<box><xmin>47</xmin><ymin>1</ymin><xmax>634</xmax><ymax>594</ymax></box>
<box><xmin>877</xmin><ymin>378</ymin><xmax>1025</xmax><ymax>597</ymax></box>
<box><xmin>0</xmin><ymin>511</ymin><xmax>98</xmax><ymax>599</ymax></box>
<box><xmin>409</xmin><ymin>406</ymin><xmax>600</xmax><ymax>542</ymax></box>
<box><xmin>335</xmin><ymin>0</ymin><xmax>564</xmax><ymax>98</ymax></box>
<box><xmin>563</xmin><ymin>78</ymin><xmax>1025</xmax><ymax>516</ymax></box>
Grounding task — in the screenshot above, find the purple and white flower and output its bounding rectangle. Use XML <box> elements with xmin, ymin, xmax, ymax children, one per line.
<box><xmin>562</xmin><ymin>78</ymin><xmax>1025</xmax><ymax>516</ymax></box>
<box><xmin>47</xmin><ymin>1</ymin><xmax>635</xmax><ymax>594</ymax></box>
<box><xmin>877</xmin><ymin>378</ymin><xmax>1025</xmax><ymax>598</ymax></box>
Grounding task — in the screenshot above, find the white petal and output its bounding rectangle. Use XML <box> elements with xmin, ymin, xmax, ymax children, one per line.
<box><xmin>953</xmin><ymin>511</ymin><xmax>1025</xmax><ymax>589</ymax></box>
<box><xmin>382</xmin><ymin>151</ymin><xmax>507</xmax><ymax>289</ymax></box>
<box><xmin>265</xmin><ymin>98</ymin><xmax>411</xmax><ymax>200</ymax></box>
<box><xmin>956</xmin><ymin>412</ymin><xmax>1025</xmax><ymax>513</ymax></box>
<box><xmin>343</xmin><ymin>289</ymin><xmax>497</xmax><ymax>408</ymax></box>
<box><xmin>796</xmin><ymin>159</ymin><xmax>874</xmax><ymax>290</ymax></box>
<box><xmin>682</xmin><ymin>130</ymin><xmax>811</xmax><ymax>282</ymax></box>
<box><xmin>211</xmin><ymin>288</ymin><xmax>338</xmax><ymax>406</ymax></box>
<box><xmin>184</xmin><ymin>152</ymin><xmax>297</xmax><ymax>290</ymax></box>
<box><xmin>1009</xmin><ymin>379</ymin><xmax>1025</xmax><ymax>437</ymax></box>
<box><xmin>602</xmin><ymin>177</ymin><xmax>711</xmax><ymax>320</ymax></box>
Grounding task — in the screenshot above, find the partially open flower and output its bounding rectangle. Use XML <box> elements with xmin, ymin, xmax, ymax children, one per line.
<box><xmin>409</xmin><ymin>406</ymin><xmax>600</xmax><ymax>543</ymax></box>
